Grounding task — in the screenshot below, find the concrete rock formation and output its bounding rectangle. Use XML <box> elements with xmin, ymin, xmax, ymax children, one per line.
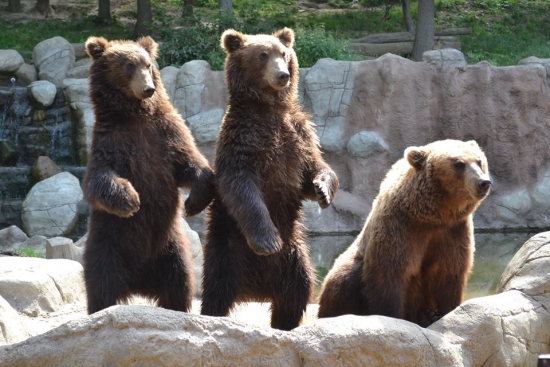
<box><xmin>0</xmin><ymin>232</ymin><xmax>549</xmax><ymax>366</ymax></box>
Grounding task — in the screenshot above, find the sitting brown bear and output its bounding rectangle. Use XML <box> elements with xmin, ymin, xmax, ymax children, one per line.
<box><xmin>83</xmin><ymin>36</ymin><xmax>215</xmax><ymax>314</ymax></box>
<box><xmin>318</xmin><ymin>139</ymin><xmax>491</xmax><ymax>326</ymax></box>
<box><xmin>201</xmin><ymin>28</ymin><xmax>339</xmax><ymax>331</ymax></box>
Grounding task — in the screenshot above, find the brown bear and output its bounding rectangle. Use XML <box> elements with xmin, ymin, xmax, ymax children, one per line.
<box><xmin>200</xmin><ymin>28</ymin><xmax>339</xmax><ymax>331</ymax></box>
<box><xmin>83</xmin><ymin>36</ymin><xmax>215</xmax><ymax>314</ymax></box>
<box><xmin>317</xmin><ymin>139</ymin><xmax>491</xmax><ymax>326</ymax></box>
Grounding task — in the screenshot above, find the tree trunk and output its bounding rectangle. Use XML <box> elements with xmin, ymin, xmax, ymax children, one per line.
<box><xmin>219</xmin><ymin>0</ymin><xmax>233</xmax><ymax>17</ymax></box>
<box><xmin>182</xmin><ymin>0</ymin><xmax>194</xmax><ymax>17</ymax></box>
<box><xmin>34</xmin><ymin>0</ymin><xmax>53</xmax><ymax>17</ymax></box>
<box><xmin>402</xmin><ymin>0</ymin><xmax>414</xmax><ymax>32</ymax></box>
<box><xmin>134</xmin><ymin>0</ymin><xmax>152</xmax><ymax>37</ymax></box>
<box><xmin>8</xmin><ymin>0</ymin><xmax>22</xmax><ymax>12</ymax></box>
<box><xmin>98</xmin><ymin>0</ymin><xmax>111</xmax><ymax>22</ymax></box>
<box><xmin>411</xmin><ymin>0</ymin><xmax>435</xmax><ymax>61</ymax></box>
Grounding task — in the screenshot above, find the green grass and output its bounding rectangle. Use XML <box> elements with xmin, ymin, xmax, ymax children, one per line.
<box><xmin>1</xmin><ymin>0</ymin><xmax>548</xmax><ymax>67</ymax></box>
<box><xmin>0</xmin><ymin>17</ymin><xmax>131</xmax><ymax>61</ymax></box>
<box><xmin>16</xmin><ymin>248</ymin><xmax>44</xmax><ymax>258</ymax></box>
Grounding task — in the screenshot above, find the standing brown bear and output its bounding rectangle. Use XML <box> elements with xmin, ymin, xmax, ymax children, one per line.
<box><xmin>201</xmin><ymin>28</ymin><xmax>339</xmax><ymax>330</ymax></box>
<box><xmin>318</xmin><ymin>139</ymin><xmax>491</xmax><ymax>326</ymax></box>
<box><xmin>83</xmin><ymin>36</ymin><xmax>215</xmax><ymax>314</ymax></box>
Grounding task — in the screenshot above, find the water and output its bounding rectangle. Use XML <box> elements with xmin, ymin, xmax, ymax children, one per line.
<box><xmin>465</xmin><ymin>231</ymin><xmax>536</xmax><ymax>299</ymax></box>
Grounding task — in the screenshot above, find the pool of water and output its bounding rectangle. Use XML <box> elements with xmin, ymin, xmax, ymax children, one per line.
<box><xmin>465</xmin><ymin>231</ymin><xmax>537</xmax><ymax>299</ymax></box>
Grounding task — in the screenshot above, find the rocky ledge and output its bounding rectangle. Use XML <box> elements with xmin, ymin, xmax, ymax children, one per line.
<box><xmin>1</xmin><ymin>232</ymin><xmax>549</xmax><ymax>366</ymax></box>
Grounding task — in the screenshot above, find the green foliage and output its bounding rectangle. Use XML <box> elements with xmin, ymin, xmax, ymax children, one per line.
<box><xmin>294</xmin><ymin>27</ymin><xmax>353</xmax><ymax>67</ymax></box>
<box><xmin>16</xmin><ymin>248</ymin><xmax>44</xmax><ymax>258</ymax></box>
<box><xmin>0</xmin><ymin>17</ymin><xmax>131</xmax><ymax>62</ymax></box>
<box><xmin>1</xmin><ymin>0</ymin><xmax>549</xmax><ymax>68</ymax></box>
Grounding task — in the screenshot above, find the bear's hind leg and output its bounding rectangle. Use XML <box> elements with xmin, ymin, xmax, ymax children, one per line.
<box><xmin>270</xmin><ymin>245</ymin><xmax>315</xmax><ymax>330</ymax></box>
<box><xmin>317</xmin><ymin>257</ymin><xmax>365</xmax><ymax>318</ymax></box>
<box><xmin>144</xmin><ymin>237</ymin><xmax>194</xmax><ymax>312</ymax></box>
<box><xmin>84</xmin><ymin>246</ymin><xmax>132</xmax><ymax>314</ymax></box>
<box><xmin>200</xmin><ymin>239</ymin><xmax>241</xmax><ymax>317</ymax></box>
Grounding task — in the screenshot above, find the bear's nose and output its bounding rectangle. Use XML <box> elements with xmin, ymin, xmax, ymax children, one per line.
<box><xmin>143</xmin><ymin>86</ymin><xmax>155</xmax><ymax>98</ymax></box>
<box><xmin>478</xmin><ymin>179</ymin><xmax>491</xmax><ymax>192</ymax></box>
<box><xmin>277</xmin><ymin>71</ymin><xmax>290</xmax><ymax>83</ymax></box>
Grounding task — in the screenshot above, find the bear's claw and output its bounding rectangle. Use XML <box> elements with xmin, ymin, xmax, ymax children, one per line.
<box><xmin>313</xmin><ymin>169</ymin><xmax>337</xmax><ymax>209</ymax></box>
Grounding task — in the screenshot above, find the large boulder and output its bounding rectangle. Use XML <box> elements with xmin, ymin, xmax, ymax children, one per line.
<box><xmin>0</xmin><ymin>296</ymin><xmax>30</xmax><ymax>346</ymax></box>
<box><xmin>62</xmin><ymin>78</ymin><xmax>93</xmax><ymax>164</ymax></box>
<box><xmin>0</xmin><ymin>50</ymin><xmax>24</xmax><ymax>73</ymax></box>
<box><xmin>32</xmin><ymin>37</ymin><xmax>75</xmax><ymax>87</ymax></box>
<box><xmin>21</xmin><ymin>172</ymin><xmax>83</xmax><ymax>237</ymax></box>
<box><xmin>27</xmin><ymin>80</ymin><xmax>57</xmax><ymax>109</ymax></box>
<box><xmin>0</xmin><ymin>257</ymin><xmax>85</xmax><ymax>317</ymax></box>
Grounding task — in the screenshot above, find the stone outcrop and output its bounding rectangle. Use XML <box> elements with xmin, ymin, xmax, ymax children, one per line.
<box><xmin>27</xmin><ymin>80</ymin><xmax>57</xmax><ymax>108</ymax></box>
<box><xmin>32</xmin><ymin>37</ymin><xmax>75</xmax><ymax>87</ymax></box>
<box><xmin>21</xmin><ymin>172</ymin><xmax>83</xmax><ymax>237</ymax></box>
<box><xmin>0</xmin><ymin>233</ymin><xmax>549</xmax><ymax>366</ymax></box>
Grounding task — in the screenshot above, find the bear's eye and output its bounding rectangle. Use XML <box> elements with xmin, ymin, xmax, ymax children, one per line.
<box><xmin>126</xmin><ymin>63</ymin><xmax>135</xmax><ymax>73</ymax></box>
<box><xmin>259</xmin><ymin>52</ymin><xmax>268</xmax><ymax>62</ymax></box>
<box><xmin>453</xmin><ymin>160</ymin><xmax>466</xmax><ymax>171</ymax></box>
<box><xmin>282</xmin><ymin>51</ymin><xmax>286</xmax><ymax>58</ymax></box>
<box><xmin>477</xmin><ymin>160</ymin><xmax>483</xmax><ymax>168</ymax></box>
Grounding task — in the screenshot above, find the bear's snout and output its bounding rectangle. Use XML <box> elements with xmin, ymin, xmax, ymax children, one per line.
<box><xmin>143</xmin><ymin>85</ymin><xmax>156</xmax><ymax>98</ymax></box>
<box><xmin>477</xmin><ymin>178</ymin><xmax>491</xmax><ymax>196</ymax></box>
<box><xmin>277</xmin><ymin>71</ymin><xmax>290</xmax><ymax>85</ymax></box>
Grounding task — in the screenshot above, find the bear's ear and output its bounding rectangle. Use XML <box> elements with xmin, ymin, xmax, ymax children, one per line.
<box><xmin>138</xmin><ymin>36</ymin><xmax>158</xmax><ymax>60</ymax></box>
<box><xmin>221</xmin><ymin>29</ymin><xmax>246</xmax><ymax>53</ymax></box>
<box><xmin>405</xmin><ymin>146</ymin><xmax>429</xmax><ymax>170</ymax></box>
<box><xmin>467</xmin><ymin>140</ymin><xmax>480</xmax><ymax>148</ymax></box>
<box><xmin>85</xmin><ymin>37</ymin><xmax>110</xmax><ymax>60</ymax></box>
<box><xmin>274</xmin><ymin>27</ymin><xmax>295</xmax><ymax>49</ymax></box>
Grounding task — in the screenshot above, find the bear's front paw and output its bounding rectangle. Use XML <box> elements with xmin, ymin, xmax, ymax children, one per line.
<box><xmin>418</xmin><ymin>308</ymin><xmax>442</xmax><ymax>327</ymax></box>
<box><xmin>313</xmin><ymin>168</ymin><xmax>338</xmax><ymax>209</ymax></box>
<box><xmin>111</xmin><ymin>179</ymin><xmax>141</xmax><ymax>217</ymax></box>
<box><xmin>184</xmin><ymin>169</ymin><xmax>215</xmax><ymax>217</ymax></box>
<box><xmin>247</xmin><ymin>226</ymin><xmax>283</xmax><ymax>256</ymax></box>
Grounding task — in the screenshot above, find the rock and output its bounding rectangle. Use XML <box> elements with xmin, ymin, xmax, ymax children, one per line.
<box><xmin>430</xmin><ymin>290</ymin><xmax>550</xmax><ymax>367</ymax></box>
<box><xmin>160</xmin><ymin>65</ymin><xmax>179</xmax><ymax>102</ymax></box>
<box><xmin>14</xmin><ymin>63</ymin><xmax>37</xmax><ymax>86</ymax></box>
<box><xmin>62</xmin><ymin>78</ymin><xmax>93</xmax><ymax>164</ymax></box>
<box><xmin>181</xmin><ymin>219</ymin><xmax>203</xmax><ymax>296</ymax></box>
<box><xmin>45</xmin><ymin>237</ymin><xmax>83</xmax><ymax>264</ymax></box>
<box><xmin>346</xmin><ymin>130</ymin><xmax>389</xmax><ymax>158</ymax></box>
<box><xmin>186</xmin><ymin>107</ymin><xmax>224</xmax><ymax>144</ymax></box>
<box><xmin>304</xmin><ymin>58</ymin><xmax>354</xmax><ymax>152</ymax></box>
<box><xmin>65</xmin><ymin>64</ymin><xmax>90</xmax><ymax>79</ymax></box>
<box><xmin>530</xmin><ymin>167</ymin><xmax>550</xmax><ymax>210</ymax></box>
<box><xmin>74</xmin><ymin>233</ymin><xmax>87</xmax><ymax>248</ymax></box>
<box><xmin>497</xmin><ymin>231</ymin><xmax>550</xmax><ymax>298</ymax></box>
<box><xmin>0</xmin><ymin>50</ymin><xmax>24</xmax><ymax>73</ymax></box>
<box><xmin>0</xmin><ymin>225</ymin><xmax>28</xmax><ymax>249</ymax></box>
<box><xmin>32</xmin><ymin>37</ymin><xmax>75</xmax><ymax>87</ymax></box>
<box><xmin>31</xmin><ymin>156</ymin><xmax>62</xmax><ymax>182</ymax></box>
<box><xmin>21</xmin><ymin>172</ymin><xmax>83</xmax><ymax>237</ymax></box>
<box><xmin>0</xmin><ymin>257</ymin><xmax>85</xmax><ymax>317</ymax></box>
<box><xmin>70</xmin><ymin>43</ymin><xmax>87</xmax><ymax>60</ymax></box>
<box><xmin>495</xmin><ymin>189</ymin><xmax>533</xmax><ymax>223</ymax></box>
<box><xmin>0</xmin><ymin>296</ymin><xmax>30</xmax><ymax>345</ymax></box>
<box><xmin>0</xmin><ymin>140</ymin><xmax>19</xmax><ymax>167</ymax></box>
<box><xmin>423</xmin><ymin>48</ymin><xmax>467</xmax><ymax>69</ymax></box>
<box><xmin>27</xmin><ymin>80</ymin><xmax>57</xmax><ymax>108</ymax></box>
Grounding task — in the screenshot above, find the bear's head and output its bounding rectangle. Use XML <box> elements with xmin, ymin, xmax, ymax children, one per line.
<box><xmin>405</xmin><ymin>139</ymin><xmax>491</xmax><ymax>204</ymax></box>
<box><xmin>85</xmin><ymin>36</ymin><xmax>159</xmax><ymax>101</ymax></box>
<box><xmin>220</xmin><ymin>28</ymin><xmax>298</xmax><ymax>104</ymax></box>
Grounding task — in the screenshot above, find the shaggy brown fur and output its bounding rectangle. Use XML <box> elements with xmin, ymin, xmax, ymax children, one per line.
<box><xmin>318</xmin><ymin>139</ymin><xmax>491</xmax><ymax>326</ymax></box>
<box><xmin>200</xmin><ymin>28</ymin><xmax>339</xmax><ymax>330</ymax></box>
<box><xmin>83</xmin><ymin>36</ymin><xmax>215</xmax><ymax>314</ymax></box>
